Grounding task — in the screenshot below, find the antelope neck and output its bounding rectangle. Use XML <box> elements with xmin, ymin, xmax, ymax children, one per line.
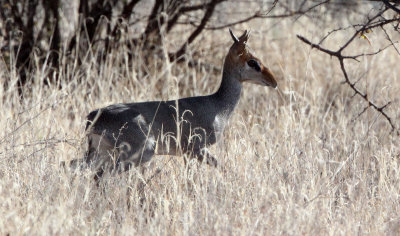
<box><xmin>211</xmin><ymin>64</ymin><xmax>242</xmax><ymax>116</ymax></box>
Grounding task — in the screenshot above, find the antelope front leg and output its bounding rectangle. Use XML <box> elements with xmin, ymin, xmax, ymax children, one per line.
<box><xmin>194</xmin><ymin>148</ymin><xmax>218</xmax><ymax>167</ymax></box>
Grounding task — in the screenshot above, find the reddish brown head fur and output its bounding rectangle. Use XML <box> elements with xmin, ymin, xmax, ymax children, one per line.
<box><xmin>225</xmin><ymin>29</ymin><xmax>277</xmax><ymax>88</ymax></box>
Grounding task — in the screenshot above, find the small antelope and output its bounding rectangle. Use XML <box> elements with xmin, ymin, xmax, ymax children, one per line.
<box><xmin>73</xmin><ymin>29</ymin><xmax>277</xmax><ymax>178</ymax></box>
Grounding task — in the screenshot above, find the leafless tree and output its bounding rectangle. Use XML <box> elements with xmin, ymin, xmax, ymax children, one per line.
<box><xmin>297</xmin><ymin>0</ymin><xmax>400</xmax><ymax>133</ymax></box>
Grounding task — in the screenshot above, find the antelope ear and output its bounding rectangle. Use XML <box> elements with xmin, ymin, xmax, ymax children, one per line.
<box><xmin>238</xmin><ymin>30</ymin><xmax>250</xmax><ymax>43</ymax></box>
<box><xmin>229</xmin><ymin>28</ymin><xmax>239</xmax><ymax>43</ymax></box>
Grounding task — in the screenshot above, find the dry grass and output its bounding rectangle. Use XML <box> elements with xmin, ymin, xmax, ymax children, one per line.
<box><xmin>1</xmin><ymin>8</ymin><xmax>400</xmax><ymax>235</ymax></box>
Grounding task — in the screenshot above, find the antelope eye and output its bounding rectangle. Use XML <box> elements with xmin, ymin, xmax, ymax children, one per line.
<box><xmin>247</xmin><ymin>59</ymin><xmax>261</xmax><ymax>72</ymax></box>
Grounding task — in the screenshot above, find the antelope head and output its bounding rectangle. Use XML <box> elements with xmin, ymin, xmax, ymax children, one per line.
<box><xmin>226</xmin><ymin>29</ymin><xmax>277</xmax><ymax>88</ymax></box>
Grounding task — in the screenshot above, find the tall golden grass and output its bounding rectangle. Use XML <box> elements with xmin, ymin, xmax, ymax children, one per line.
<box><xmin>1</xmin><ymin>4</ymin><xmax>400</xmax><ymax>235</ymax></box>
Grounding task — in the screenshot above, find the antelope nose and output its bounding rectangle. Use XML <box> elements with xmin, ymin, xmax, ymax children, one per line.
<box><xmin>263</xmin><ymin>68</ymin><xmax>277</xmax><ymax>88</ymax></box>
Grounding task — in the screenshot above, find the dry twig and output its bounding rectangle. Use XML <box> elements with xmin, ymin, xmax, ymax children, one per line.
<box><xmin>297</xmin><ymin>5</ymin><xmax>400</xmax><ymax>134</ymax></box>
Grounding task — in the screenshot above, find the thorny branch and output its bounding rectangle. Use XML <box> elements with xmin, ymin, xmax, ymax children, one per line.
<box><xmin>297</xmin><ymin>4</ymin><xmax>400</xmax><ymax>134</ymax></box>
<box><xmin>382</xmin><ymin>0</ymin><xmax>400</xmax><ymax>14</ymax></box>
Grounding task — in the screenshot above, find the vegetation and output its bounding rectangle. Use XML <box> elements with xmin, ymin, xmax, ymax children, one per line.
<box><xmin>0</xmin><ymin>0</ymin><xmax>399</xmax><ymax>234</ymax></box>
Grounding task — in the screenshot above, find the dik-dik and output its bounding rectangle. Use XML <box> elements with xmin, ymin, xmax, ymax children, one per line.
<box><xmin>70</xmin><ymin>29</ymin><xmax>277</xmax><ymax>179</ymax></box>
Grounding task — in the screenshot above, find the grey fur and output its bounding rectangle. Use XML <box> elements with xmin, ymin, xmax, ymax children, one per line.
<box><xmin>71</xmin><ymin>29</ymin><xmax>277</xmax><ymax>178</ymax></box>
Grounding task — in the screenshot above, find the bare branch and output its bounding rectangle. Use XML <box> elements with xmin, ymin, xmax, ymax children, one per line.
<box><xmin>296</xmin><ymin>4</ymin><xmax>399</xmax><ymax>133</ymax></box>
<box><xmin>337</xmin><ymin>9</ymin><xmax>388</xmax><ymax>53</ymax></box>
<box><xmin>110</xmin><ymin>0</ymin><xmax>140</xmax><ymax>39</ymax></box>
<box><xmin>380</xmin><ymin>25</ymin><xmax>400</xmax><ymax>55</ymax></box>
<box><xmin>353</xmin><ymin>106</ymin><xmax>370</xmax><ymax>121</ymax></box>
<box><xmin>382</xmin><ymin>0</ymin><xmax>400</xmax><ymax>14</ymax></box>
<box><xmin>297</xmin><ymin>33</ymin><xmax>398</xmax><ymax>133</ymax></box>
<box><xmin>121</xmin><ymin>0</ymin><xmax>140</xmax><ymax>19</ymax></box>
<box><xmin>170</xmin><ymin>0</ymin><xmax>225</xmax><ymax>61</ymax></box>
<box><xmin>142</xmin><ymin>0</ymin><xmax>164</xmax><ymax>39</ymax></box>
<box><xmin>297</xmin><ymin>35</ymin><xmax>341</xmax><ymax>57</ymax></box>
<box><xmin>351</xmin><ymin>42</ymin><xmax>397</xmax><ymax>58</ymax></box>
<box><xmin>180</xmin><ymin>3</ymin><xmax>214</xmax><ymax>12</ymax></box>
<box><xmin>200</xmin><ymin>0</ymin><xmax>330</xmax><ymax>30</ymax></box>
